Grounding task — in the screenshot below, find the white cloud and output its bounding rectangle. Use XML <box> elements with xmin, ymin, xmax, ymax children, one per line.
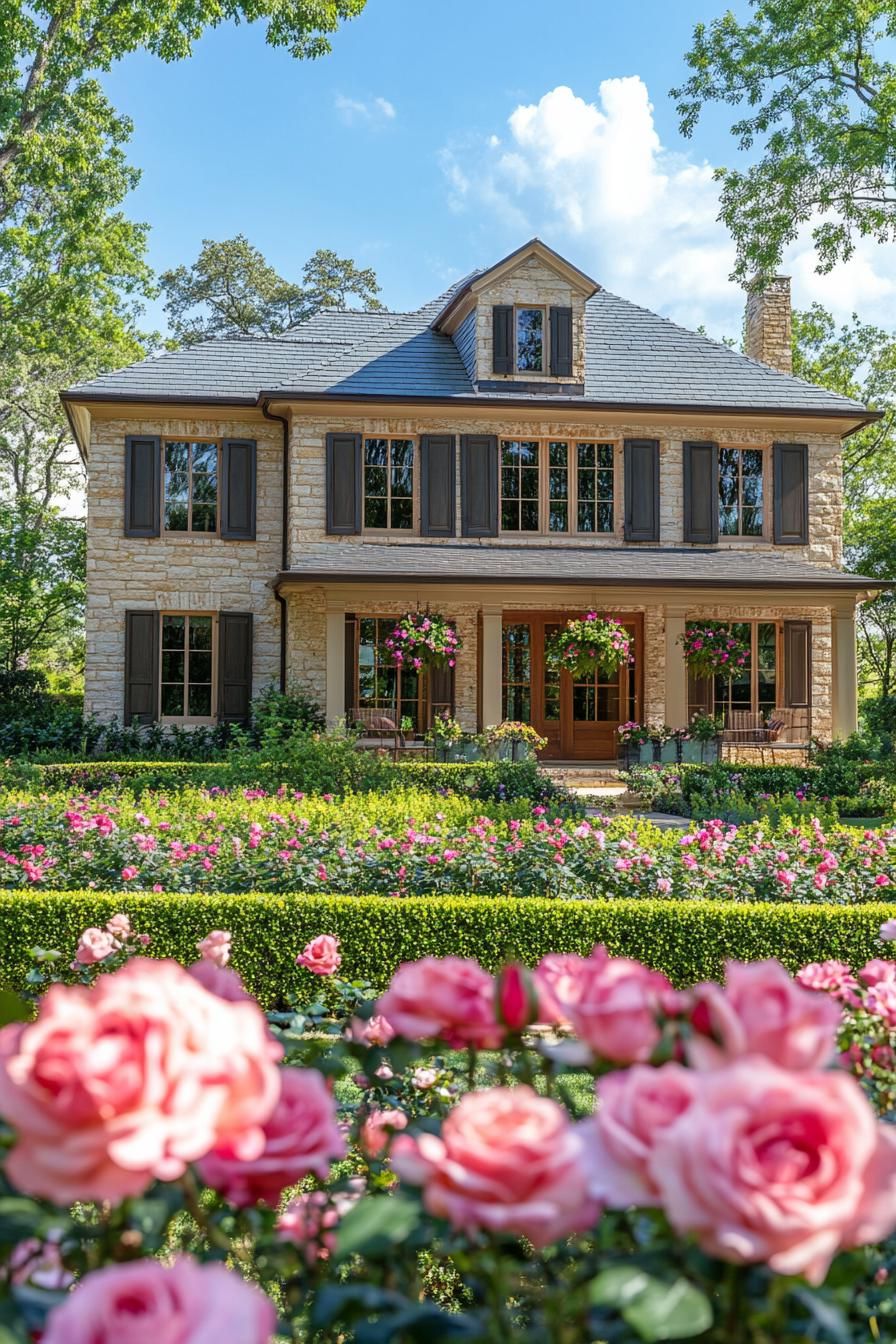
<box><xmin>440</xmin><ymin>78</ymin><xmax>896</xmax><ymax>338</ymax></box>
<box><xmin>335</xmin><ymin>94</ymin><xmax>396</xmax><ymax>126</ymax></box>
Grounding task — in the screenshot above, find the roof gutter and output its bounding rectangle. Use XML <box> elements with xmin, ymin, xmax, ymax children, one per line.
<box><xmin>260</xmin><ymin>400</ymin><xmax>290</xmax><ymax>694</ymax></box>
<box><xmin>274</xmin><ymin>569</ymin><xmax>892</xmax><ymax>593</ymax></box>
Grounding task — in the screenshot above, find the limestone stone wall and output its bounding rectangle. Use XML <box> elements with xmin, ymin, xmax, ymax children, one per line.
<box><xmin>744</xmin><ymin>277</ymin><xmax>793</xmax><ymax>374</ymax></box>
<box><xmin>288</xmin><ymin>410</ymin><xmax>843</xmax><ymax>566</ymax></box>
<box><xmin>84</xmin><ymin>414</ymin><xmax>282</xmax><ymax>722</ymax></box>
<box><xmin>473</xmin><ymin>255</ymin><xmax>588</xmax><ymax>384</ymax></box>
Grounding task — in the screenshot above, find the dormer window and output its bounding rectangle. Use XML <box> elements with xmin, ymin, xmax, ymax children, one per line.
<box><xmin>516</xmin><ymin>308</ymin><xmax>544</xmax><ymax>372</ymax></box>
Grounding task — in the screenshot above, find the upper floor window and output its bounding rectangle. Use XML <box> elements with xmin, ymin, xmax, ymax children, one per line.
<box><xmin>719</xmin><ymin>447</ymin><xmax>764</xmax><ymax>537</ymax></box>
<box><xmin>516</xmin><ymin>308</ymin><xmax>544</xmax><ymax>372</ymax></box>
<box><xmin>164</xmin><ymin>441</ymin><xmax>218</xmax><ymax>533</ymax></box>
<box><xmin>363</xmin><ymin>437</ymin><xmax>414</xmax><ymax>530</ymax></box>
<box><xmin>161</xmin><ymin>613</ymin><xmax>215</xmax><ymax>720</ymax></box>
<box><xmin>500</xmin><ymin>439</ymin><xmax>615</xmax><ymax>535</ymax></box>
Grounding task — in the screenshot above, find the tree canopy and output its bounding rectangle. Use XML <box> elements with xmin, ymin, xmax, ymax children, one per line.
<box><xmin>160</xmin><ymin>237</ymin><xmax>383</xmax><ymax>343</ymax></box>
<box><xmin>674</xmin><ymin>1</ymin><xmax>896</xmax><ymax>281</ymax></box>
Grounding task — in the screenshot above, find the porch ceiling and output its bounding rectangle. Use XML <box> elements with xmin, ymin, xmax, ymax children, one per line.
<box><xmin>276</xmin><ymin>542</ymin><xmax>885</xmax><ymax>592</ymax></box>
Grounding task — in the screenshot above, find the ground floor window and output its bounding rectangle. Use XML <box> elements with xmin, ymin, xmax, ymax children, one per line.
<box><xmin>160</xmin><ymin>614</ymin><xmax>215</xmax><ymax>720</ymax></box>
<box><xmin>347</xmin><ymin>616</ymin><xmax>454</xmax><ymax>733</ymax></box>
<box><xmin>688</xmin><ymin>620</ymin><xmax>779</xmax><ymax>720</ymax></box>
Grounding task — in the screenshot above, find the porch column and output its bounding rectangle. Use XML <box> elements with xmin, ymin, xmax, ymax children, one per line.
<box><xmin>664</xmin><ymin>606</ymin><xmax>689</xmax><ymax>730</ymax></box>
<box><xmin>831</xmin><ymin>600</ymin><xmax>858</xmax><ymax>739</ymax></box>
<box><xmin>481</xmin><ymin>605</ymin><xmax>503</xmax><ymax>729</ymax></box>
<box><xmin>325</xmin><ymin>604</ymin><xmax>345</xmax><ymax>727</ymax></box>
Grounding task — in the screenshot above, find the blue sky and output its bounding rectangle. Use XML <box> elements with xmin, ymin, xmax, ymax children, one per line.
<box><xmin>103</xmin><ymin>0</ymin><xmax>895</xmax><ymax>341</ymax></box>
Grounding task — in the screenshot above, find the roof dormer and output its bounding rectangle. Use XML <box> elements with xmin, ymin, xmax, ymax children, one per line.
<box><xmin>432</xmin><ymin>238</ymin><xmax>599</xmax><ymax>394</ymax></box>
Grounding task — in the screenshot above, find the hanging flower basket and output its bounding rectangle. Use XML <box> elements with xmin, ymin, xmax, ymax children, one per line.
<box><xmin>678</xmin><ymin>622</ymin><xmax>750</xmax><ymax>679</ymax></box>
<box><xmin>385</xmin><ymin>611</ymin><xmax>462</xmax><ymax>671</ymax></box>
<box><xmin>544</xmin><ymin>612</ymin><xmax>632</xmax><ymax>680</ymax></box>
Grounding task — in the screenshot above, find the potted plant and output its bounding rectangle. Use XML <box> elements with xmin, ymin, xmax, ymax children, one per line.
<box><xmin>617</xmin><ymin>721</ymin><xmax>650</xmax><ymax>767</ymax></box>
<box><xmin>484</xmin><ymin>721</ymin><xmax>548</xmax><ymax>762</ymax></box>
<box><xmin>688</xmin><ymin>712</ymin><xmax>724</xmax><ymax>763</ymax></box>
<box><xmin>678</xmin><ymin>622</ymin><xmax>750</xmax><ymax>679</ymax></box>
<box><xmin>385</xmin><ymin>611</ymin><xmax>462</xmax><ymax>671</ymax></box>
<box><xmin>544</xmin><ymin>611</ymin><xmax>632</xmax><ymax>679</ymax></box>
<box><xmin>426</xmin><ymin>712</ymin><xmax>473</xmax><ymax>762</ymax></box>
<box><xmin>646</xmin><ymin>723</ymin><xmax>677</xmax><ymax>764</ymax></box>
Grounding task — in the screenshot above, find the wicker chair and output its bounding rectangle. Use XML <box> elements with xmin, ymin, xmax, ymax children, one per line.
<box><xmin>348</xmin><ymin>708</ymin><xmax>404</xmax><ymax>759</ymax></box>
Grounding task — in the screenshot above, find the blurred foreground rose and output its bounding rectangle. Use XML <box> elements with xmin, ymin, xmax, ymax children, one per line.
<box><xmin>0</xmin><ymin>958</ymin><xmax>281</xmax><ymax>1203</ymax></box>
<box><xmin>393</xmin><ymin>1085</ymin><xmax>600</xmax><ymax>1247</ymax></box>
<box><xmin>196</xmin><ymin>929</ymin><xmax>232</xmax><ymax>966</ymax></box>
<box><xmin>42</xmin><ymin>1256</ymin><xmax>276</xmax><ymax>1344</ymax></box>
<box><xmin>376</xmin><ymin>955</ymin><xmax>504</xmax><ymax>1050</ymax></box>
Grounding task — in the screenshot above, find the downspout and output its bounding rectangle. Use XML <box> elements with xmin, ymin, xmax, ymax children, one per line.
<box><xmin>261</xmin><ymin>400</ymin><xmax>290</xmax><ymax>693</ymax></box>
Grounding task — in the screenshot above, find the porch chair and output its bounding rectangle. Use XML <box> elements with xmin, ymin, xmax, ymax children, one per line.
<box><xmin>348</xmin><ymin>708</ymin><xmax>404</xmax><ymax>760</ymax></box>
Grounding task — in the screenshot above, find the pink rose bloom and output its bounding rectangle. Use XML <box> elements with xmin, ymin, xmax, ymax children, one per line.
<box><xmin>0</xmin><ymin>958</ymin><xmax>281</xmax><ymax>1204</ymax></box>
<box><xmin>880</xmin><ymin>918</ymin><xmax>896</xmax><ymax>942</ymax></box>
<box><xmin>796</xmin><ymin>960</ymin><xmax>860</xmax><ymax>1000</ymax></box>
<box><xmin>650</xmin><ymin>1058</ymin><xmax>896</xmax><ymax>1284</ymax></box>
<box><xmin>106</xmin><ymin>913</ymin><xmax>132</xmax><ymax>940</ymax></box>
<box><xmin>413</xmin><ymin>1067</ymin><xmax>438</xmax><ymax>1090</ymax></box>
<box><xmin>867</xmin><ymin>980</ymin><xmax>896</xmax><ymax>1028</ymax></box>
<box><xmin>296</xmin><ymin>933</ymin><xmax>342</xmax><ymax>976</ymax></box>
<box><xmin>42</xmin><ymin>1256</ymin><xmax>276</xmax><ymax>1344</ymax></box>
<box><xmin>376</xmin><ymin>956</ymin><xmax>504</xmax><ymax>1049</ymax></box>
<box><xmin>350</xmin><ymin>1014</ymin><xmax>396</xmax><ymax>1047</ymax></box>
<box><xmin>7</xmin><ymin>1234</ymin><xmax>73</xmax><ymax>1290</ymax></box>
<box><xmin>187</xmin><ymin>958</ymin><xmax>254</xmax><ymax>1003</ymax></box>
<box><xmin>73</xmin><ymin>927</ymin><xmax>117</xmax><ymax>965</ymax></box>
<box><xmin>688</xmin><ymin>959</ymin><xmax>840</xmax><ymax>1072</ymax></box>
<box><xmin>393</xmin><ymin>1086</ymin><xmax>600</xmax><ymax>1248</ymax></box>
<box><xmin>534</xmin><ymin>951</ymin><xmax>589</xmax><ymax>1025</ymax></box>
<box><xmin>277</xmin><ymin>1186</ymin><xmax>362</xmax><ymax>1263</ymax></box>
<box><xmin>551</xmin><ymin>946</ymin><xmax>673</xmax><ymax>1063</ymax></box>
<box><xmin>198</xmin><ymin>1066</ymin><xmax>345</xmax><ymax>1206</ymax></box>
<box><xmin>860</xmin><ymin>958</ymin><xmax>896</xmax><ymax>987</ymax></box>
<box><xmin>585</xmin><ymin>1064</ymin><xmax>699</xmax><ymax>1207</ymax></box>
<box><xmin>197</xmin><ymin>929</ymin><xmax>232</xmax><ymax>967</ymax></box>
<box><xmin>360</xmin><ymin>1107</ymin><xmax>408</xmax><ymax>1158</ymax></box>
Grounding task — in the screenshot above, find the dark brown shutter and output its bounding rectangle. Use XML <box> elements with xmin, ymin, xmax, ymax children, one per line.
<box><xmin>428</xmin><ymin>663</ymin><xmax>455</xmax><ymax>723</ymax></box>
<box><xmin>492</xmin><ymin>305</ymin><xmax>513</xmax><ymax>374</ymax></box>
<box><xmin>623</xmin><ymin>439</ymin><xmax>660</xmax><ymax>542</ymax></box>
<box><xmin>461</xmin><ymin>434</ymin><xmax>498</xmax><ymax>537</ymax></box>
<box><xmin>326</xmin><ymin>432</ymin><xmax>362</xmax><ymax>534</ymax></box>
<box><xmin>124</xmin><ymin>436</ymin><xmax>161</xmax><ymax>537</ymax></box>
<box><xmin>783</xmin><ymin>620</ymin><xmax>812</xmax><ymax>708</ymax></box>
<box><xmin>683</xmin><ymin>441</ymin><xmax>719</xmax><ymax>544</ymax></box>
<box><xmin>420</xmin><ymin>434</ymin><xmax>456</xmax><ymax>537</ymax></box>
<box><xmin>124</xmin><ymin>610</ymin><xmax>159</xmax><ymax>725</ymax></box>
<box><xmin>774</xmin><ymin>443</ymin><xmax>809</xmax><ymax>545</ymax></box>
<box><xmin>220</xmin><ymin>439</ymin><xmax>256</xmax><ymax>540</ymax></box>
<box><xmin>549</xmin><ymin>306</ymin><xmax>573</xmax><ymax>377</ymax></box>
<box><xmin>217</xmin><ymin>612</ymin><xmax>253</xmax><ymax>724</ymax></box>
<box><xmin>344</xmin><ymin>615</ymin><xmax>358</xmax><ymax>719</ymax></box>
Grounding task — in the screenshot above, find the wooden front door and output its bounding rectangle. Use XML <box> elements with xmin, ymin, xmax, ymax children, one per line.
<box><xmin>501</xmin><ymin>612</ymin><xmax>643</xmax><ymax>761</ymax></box>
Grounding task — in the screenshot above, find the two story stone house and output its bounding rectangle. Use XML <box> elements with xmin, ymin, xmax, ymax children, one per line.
<box><xmin>63</xmin><ymin>239</ymin><xmax>882</xmax><ymax>760</ymax></box>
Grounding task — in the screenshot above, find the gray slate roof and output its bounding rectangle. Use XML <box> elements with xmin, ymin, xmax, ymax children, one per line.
<box><xmin>65</xmin><ymin>272</ymin><xmax>867</xmax><ymax>417</ymax></box>
<box><xmin>277</xmin><ymin>542</ymin><xmax>882</xmax><ymax>590</ymax></box>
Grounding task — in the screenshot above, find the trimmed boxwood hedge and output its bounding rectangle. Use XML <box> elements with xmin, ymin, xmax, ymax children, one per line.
<box><xmin>1</xmin><ymin>889</ymin><xmax>893</xmax><ymax>1007</ymax></box>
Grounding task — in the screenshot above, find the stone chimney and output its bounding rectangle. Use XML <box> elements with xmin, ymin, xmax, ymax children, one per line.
<box><xmin>744</xmin><ymin>275</ymin><xmax>792</xmax><ymax>374</ymax></box>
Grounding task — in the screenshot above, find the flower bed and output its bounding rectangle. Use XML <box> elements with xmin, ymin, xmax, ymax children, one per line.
<box><xmin>1</xmin><ymin>889</ymin><xmax>894</xmax><ymax>1003</ymax></box>
<box><xmin>3</xmin><ymin>785</ymin><xmax>896</xmax><ymax>903</ymax></box>
<box><xmin>3</xmin><ymin>924</ymin><xmax>896</xmax><ymax>1339</ymax></box>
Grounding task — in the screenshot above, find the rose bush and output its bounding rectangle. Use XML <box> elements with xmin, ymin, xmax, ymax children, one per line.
<box><xmin>1</xmin><ymin>933</ymin><xmax>895</xmax><ymax>1341</ymax></box>
<box><xmin>2</xmin><ymin>786</ymin><xmax>895</xmax><ymax>904</ymax></box>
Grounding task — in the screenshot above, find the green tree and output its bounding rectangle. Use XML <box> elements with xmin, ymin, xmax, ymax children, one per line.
<box><xmin>845</xmin><ymin>500</ymin><xmax>896</xmax><ymax>697</ymax></box>
<box><xmin>674</xmin><ymin>1</ymin><xmax>896</xmax><ymax>281</ymax></box>
<box><xmin>791</xmin><ymin>303</ymin><xmax>896</xmax><ymax>506</ymax></box>
<box><xmin>160</xmin><ymin>238</ymin><xmax>383</xmax><ymax>343</ymax></box>
<box><xmin>0</xmin><ymin>498</ymin><xmax>84</xmax><ymax>673</ymax></box>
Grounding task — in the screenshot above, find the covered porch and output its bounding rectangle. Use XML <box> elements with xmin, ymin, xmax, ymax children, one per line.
<box><xmin>275</xmin><ymin>542</ymin><xmax>875</xmax><ymax>763</ymax></box>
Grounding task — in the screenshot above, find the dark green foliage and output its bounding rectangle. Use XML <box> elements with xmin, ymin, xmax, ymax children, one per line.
<box><xmin>863</xmin><ymin>695</ymin><xmax>896</xmax><ymax>741</ymax></box>
<box><xmin>2</xmin><ymin>889</ymin><xmax>892</xmax><ymax>1006</ymax></box>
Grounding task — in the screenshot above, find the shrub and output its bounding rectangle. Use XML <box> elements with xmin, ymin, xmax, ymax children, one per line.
<box><xmin>2</xmin><ymin>889</ymin><xmax>894</xmax><ymax>1005</ymax></box>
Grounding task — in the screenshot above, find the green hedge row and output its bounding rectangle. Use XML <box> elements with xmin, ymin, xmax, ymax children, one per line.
<box><xmin>18</xmin><ymin>759</ymin><xmax>555</xmax><ymax>798</ymax></box>
<box><xmin>1</xmin><ymin>889</ymin><xmax>892</xmax><ymax>1006</ymax></box>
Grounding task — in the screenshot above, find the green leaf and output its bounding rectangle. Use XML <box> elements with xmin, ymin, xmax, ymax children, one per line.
<box><xmin>336</xmin><ymin>1193</ymin><xmax>422</xmax><ymax>1261</ymax></box>
<box><xmin>791</xmin><ymin>1287</ymin><xmax>852</xmax><ymax>1344</ymax></box>
<box><xmin>0</xmin><ymin>992</ymin><xmax>30</xmax><ymax>1029</ymax></box>
<box><xmin>590</xmin><ymin>1266</ymin><xmax>713</xmax><ymax>1341</ymax></box>
<box><xmin>0</xmin><ymin>1197</ymin><xmax>53</xmax><ymax>1243</ymax></box>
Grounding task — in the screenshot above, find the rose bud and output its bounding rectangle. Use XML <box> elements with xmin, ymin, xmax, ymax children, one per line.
<box><xmin>495</xmin><ymin>963</ymin><xmax>539</xmax><ymax>1033</ymax></box>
